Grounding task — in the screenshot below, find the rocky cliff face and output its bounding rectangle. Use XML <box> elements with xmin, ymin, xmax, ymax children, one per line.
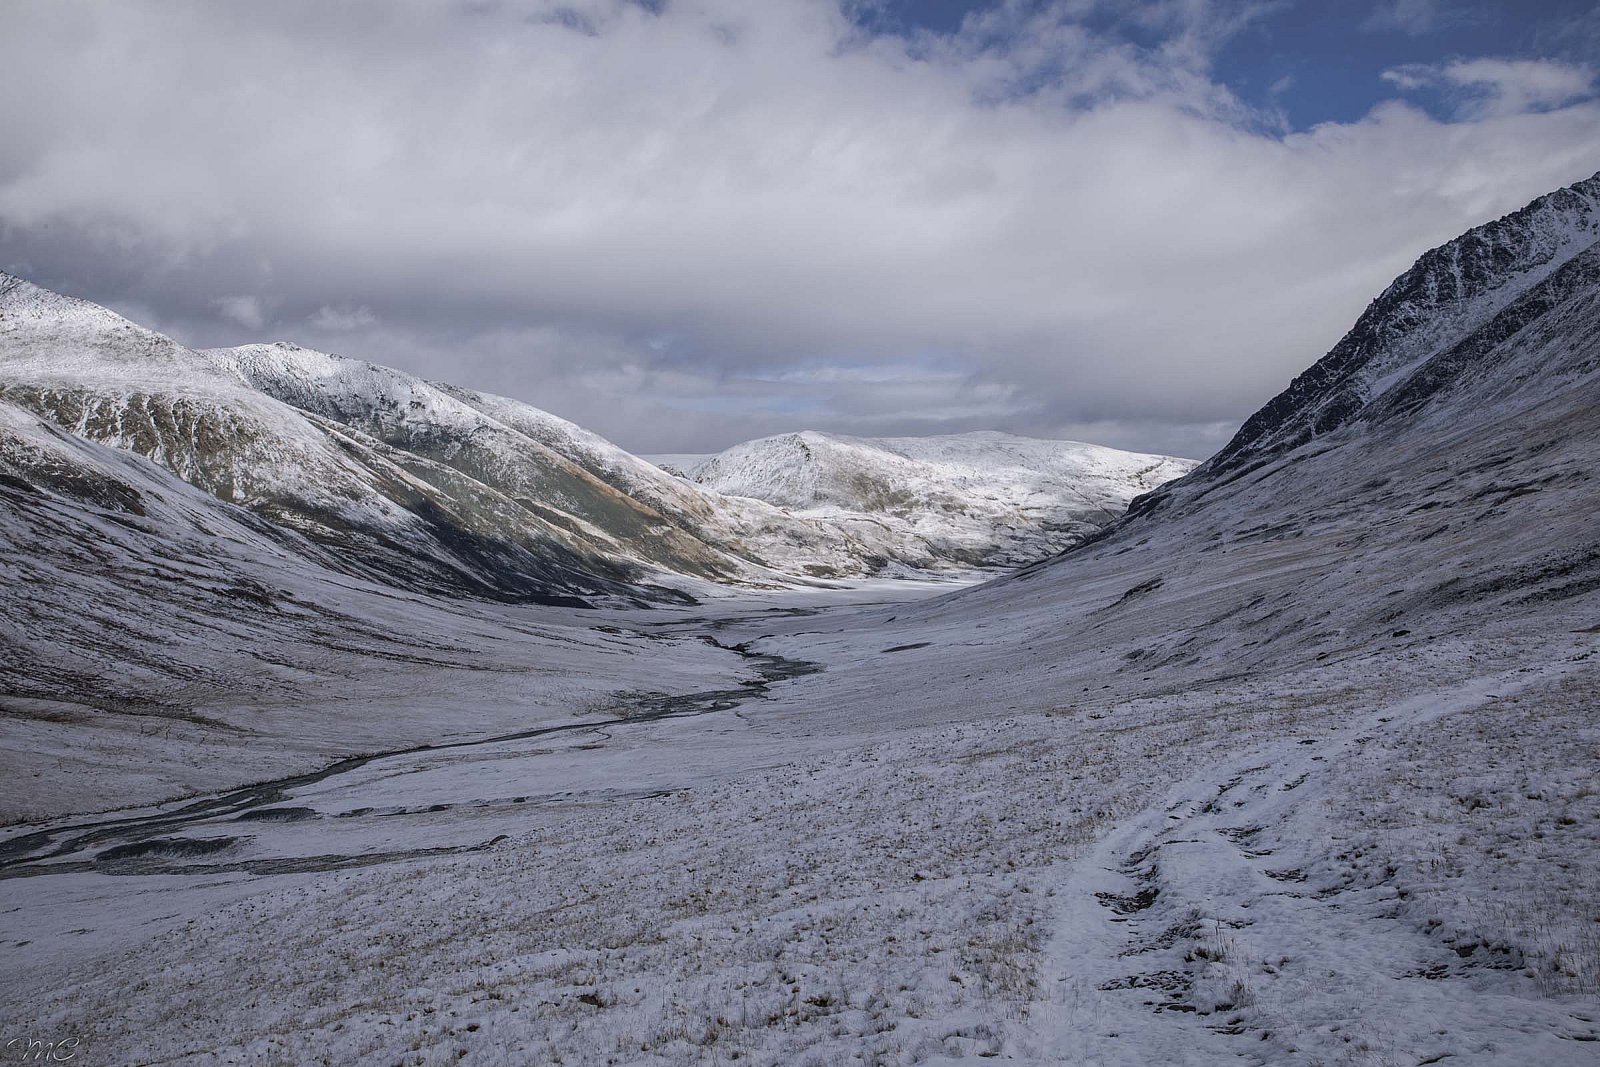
<box><xmin>1207</xmin><ymin>173</ymin><xmax>1600</xmax><ymax>477</ymax></box>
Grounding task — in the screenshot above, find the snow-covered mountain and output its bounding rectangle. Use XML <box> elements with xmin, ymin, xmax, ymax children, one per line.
<box><xmin>206</xmin><ymin>341</ymin><xmax>785</xmax><ymax>586</ymax></box>
<box><xmin>201</xmin><ymin>344</ymin><xmax>988</xmax><ymax>583</ymax></box>
<box><xmin>0</xmin><ymin>275</ymin><xmax>1193</xmax><ymax>598</ymax></box>
<box><xmin>663</xmin><ymin>430</ymin><xmax>1194</xmax><ymax>567</ymax></box>
<box><xmin>0</xmin><ymin>275</ymin><xmax>717</xmax><ymax>606</ymax></box>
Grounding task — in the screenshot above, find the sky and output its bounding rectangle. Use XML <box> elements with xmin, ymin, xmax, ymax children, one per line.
<box><xmin>1</xmin><ymin>1</ymin><xmax>1598</xmax><ymax>459</ymax></box>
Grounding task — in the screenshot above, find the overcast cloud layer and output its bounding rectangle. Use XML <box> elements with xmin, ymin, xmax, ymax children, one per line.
<box><xmin>2</xmin><ymin>0</ymin><xmax>1598</xmax><ymax>457</ymax></box>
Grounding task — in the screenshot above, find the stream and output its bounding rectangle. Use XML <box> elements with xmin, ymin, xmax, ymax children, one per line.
<box><xmin>0</xmin><ymin>638</ymin><xmax>818</xmax><ymax>880</ymax></box>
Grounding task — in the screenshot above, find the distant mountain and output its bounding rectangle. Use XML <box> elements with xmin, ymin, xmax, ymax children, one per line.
<box><xmin>663</xmin><ymin>430</ymin><xmax>1194</xmax><ymax>568</ymax></box>
<box><xmin>0</xmin><ymin>276</ymin><xmax>1190</xmax><ymax>604</ymax></box>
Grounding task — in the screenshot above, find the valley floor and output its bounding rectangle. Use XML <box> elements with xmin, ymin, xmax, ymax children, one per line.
<box><xmin>2</xmin><ymin>582</ymin><xmax>1598</xmax><ymax>1066</ymax></box>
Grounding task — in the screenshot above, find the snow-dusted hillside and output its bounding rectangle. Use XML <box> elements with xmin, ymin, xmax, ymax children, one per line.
<box><xmin>667</xmin><ymin>430</ymin><xmax>1194</xmax><ymax>567</ymax></box>
<box><xmin>207</xmin><ymin>344</ymin><xmax>1036</xmax><ymax>583</ymax></box>
<box><xmin>0</xmin><ymin>275</ymin><xmax>717</xmax><ymax>606</ymax></box>
<box><xmin>851</xmin><ymin>172</ymin><xmax>1600</xmax><ymax>705</ymax></box>
<box><xmin>0</xmin><ymin>390</ymin><xmax>756</xmax><ymax>820</ymax></box>
<box><xmin>207</xmin><ymin>342</ymin><xmax>773</xmax><ymax>585</ymax></box>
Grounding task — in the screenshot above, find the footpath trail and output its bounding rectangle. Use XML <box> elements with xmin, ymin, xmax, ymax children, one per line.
<box><xmin>1026</xmin><ymin>661</ymin><xmax>1600</xmax><ymax>1066</ymax></box>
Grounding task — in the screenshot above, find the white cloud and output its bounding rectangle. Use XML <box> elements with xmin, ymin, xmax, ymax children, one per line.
<box><xmin>212</xmin><ymin>295</ymin><xmax>265</xmax><ymax>330</ymax></box>
<box><xmin>1</xmin><ymin>1</ymin><xmax>1598</xmax><ymax>457</ymax></box>
<box><xmin>308</xmin><ymin>304</ymin><xmax>378</xmax><ymax>331</ymax></box>
<box><xmin>1383</xmin><ymin>57</ymin><xmax>1595</xmax><ymax>118</ymax></box>
<box><xmin>1445</xmin><ymin>57</ymin><xmax>1595</xmax><ymax>114</ymax></box>
<box><xmin>1379</xmin><ymin>67</ymin><xmax>1430</xmax><ymax>92</ymax></box>
<box><xmin>1362</xmin><ymin>0</ymin><xmax>1450</xmax><ymax>36</ymax></box>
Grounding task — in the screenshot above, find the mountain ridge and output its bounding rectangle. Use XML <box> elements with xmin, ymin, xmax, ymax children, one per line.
<box><xmin>0</xmin><ymin>278</ymin><xmax>1191</xmax><ymax>603</ymax></box>
<box><xmin>661</xmin><ymin>428</ymin><xmax>1194</xmax><ymax>568</ymax></box>
<box><xmin>1209</xmin><ymin>170</ymin><xmax>1600</xmax><ymax>476</ymax></box>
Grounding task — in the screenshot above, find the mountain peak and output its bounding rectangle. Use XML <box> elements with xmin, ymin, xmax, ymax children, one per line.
<box><xmin>0</xmin><ymin>272</ymin><xmax>135</xmax><ymax>336</ymax></box>
<box><xmin>688</xmin><ymin>428</ymin><xmax>1195</xmax><ymax>566</ymax></box>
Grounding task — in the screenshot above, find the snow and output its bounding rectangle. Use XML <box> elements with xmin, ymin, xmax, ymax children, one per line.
<box><xmin>1210</xmin><ymin>173</ymin><xmax>1600</xmax><ymax>471</ymax></box>
<box><xmin>0</xmin><ymin>392</ymin><xmax>767</xmax><ymax>821</ymax></box>
<box><xmin>1359</xmin><ymin>190</ymin><xmax>1600</xmax><ymax>402</ymax></box>
<box><xmin>679</xmin><ymin>429</ymin><xmax>1195</xmax><ymax>569</ymax></box>
<box><xmin>642</xmin><ymin>453</ymin><xmax>714</xmax><ymax>476</ymax></box>
<box><xmin>4</xmin><ymin>595</ymin><xmax>1595</xmax><ymax>1065</ymax></box>
<box><xmin>1024</xmin><ymin>658</ymin><xmax>1599</xmax><ymax>1065</ymax></box>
